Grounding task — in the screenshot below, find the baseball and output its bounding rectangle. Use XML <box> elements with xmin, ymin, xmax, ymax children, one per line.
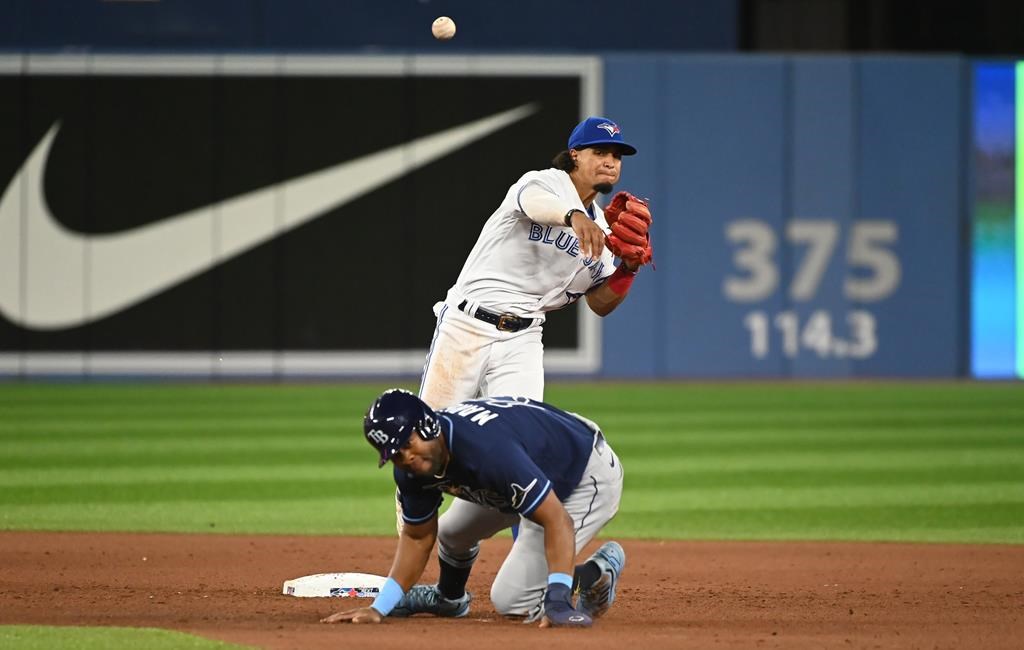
<box><xmin>432</xmin><ymin>16</ymin><xmax>456</xmax><ymax>40</ymax></box>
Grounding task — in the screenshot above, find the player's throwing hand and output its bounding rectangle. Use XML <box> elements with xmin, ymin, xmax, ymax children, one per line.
<box><xmin>568</xmin><ymin>209</ymin><xmax>606</xmax><ymax>259</ymax></box>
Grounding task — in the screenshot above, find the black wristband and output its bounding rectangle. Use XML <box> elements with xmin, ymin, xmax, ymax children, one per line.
<box><xmin>564</xmin><ymin>209</ymin><xmax>581</xmax><ymax>227</ymax></box>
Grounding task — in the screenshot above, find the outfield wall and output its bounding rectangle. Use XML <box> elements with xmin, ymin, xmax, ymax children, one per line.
<box><xmin>603</xmin><ymin>55</ymin><xmax>966</xmax><ymax>378</ymax></box>
<box><xmin>0</xmin><ymin>54</ymin><xmax>967</xmax><ymax>379</ymax></box>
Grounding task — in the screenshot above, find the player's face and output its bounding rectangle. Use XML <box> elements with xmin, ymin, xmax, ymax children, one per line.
<box><xmin>573</xmin><ymin>146</ymin><xmax>623</xmax><ymax>193</ymax></box>
<box><xmin>392</xmin><ymin>434</ymin><xmax>445</xmax><ymax>476</ymax></box>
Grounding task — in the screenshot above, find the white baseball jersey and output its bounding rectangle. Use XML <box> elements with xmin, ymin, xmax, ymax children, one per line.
<box><xmin>452</xmin><ymin>168</ymin><xmax>617</xmax><ymax>319</ymax></box>
<box><xmin>418</xmin><ymin>168</ymin><xmax>615</xmax><ymax>415</ymax></box>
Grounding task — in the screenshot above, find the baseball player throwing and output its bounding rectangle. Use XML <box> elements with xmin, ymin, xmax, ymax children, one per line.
<box><xmin>321</xmin><ymin>389</ymin><xmax>626</xmax><ymax>627</ymax></box>
<box><xmin>392</xmin><ymin>116</ymin><xmax>652</xmax><ymax>539</ymax></box>
<box><xmin>419</xmin><ymin>115</ymin><xmax>654</xmax><ymax>409</ymax></box>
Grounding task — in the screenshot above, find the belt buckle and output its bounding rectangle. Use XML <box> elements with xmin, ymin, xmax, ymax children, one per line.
<box><xmin>496</xmin><ymin>313</ymin><xmax>519</xmax><ymax>332</ymax></box>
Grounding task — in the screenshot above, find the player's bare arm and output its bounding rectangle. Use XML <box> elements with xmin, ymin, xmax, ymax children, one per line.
<box><xmin>585</xmin><ymin>279</ymin><xmax>631</xmax><ymax>316</ymax></box>
<box><xmin>527</xmin><ymin>490</ymin><xmax>592</xmax><ymax>628</ymax></box>
<box><xmin>388</xmin><ymin>516</ymin><xmax>438</xmax><ymax>590</ymax></box>
<box><xmin>526</xmin><ymin>491</ymin><xmax>577</xmax><ymax>578</ymax></box>
<box><xmin>321</xmin><ymin>516</ymin><xmax>437</xmax><ymax>624</ymax></box>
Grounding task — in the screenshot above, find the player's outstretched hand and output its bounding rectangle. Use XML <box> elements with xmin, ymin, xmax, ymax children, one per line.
<box><xmin>538</xmin><ymin>583</ymin><xmax>592</xmax><ymax>628</ymax></box>
<box><xmin>568</xmin><ymin>210</ymin><xmax>606</xmax><ymax>260</ymax></box>
<box><xmin>321</xmin><ymin>606</ymin><xmax>384</xmax><ymax>624</ymax></box>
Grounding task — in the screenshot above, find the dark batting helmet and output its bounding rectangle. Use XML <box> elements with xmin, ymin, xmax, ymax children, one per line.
<box><xmin>363</xmin><ymin>389</ymin><xmax>442</xmax><ymax>468</ymax></box>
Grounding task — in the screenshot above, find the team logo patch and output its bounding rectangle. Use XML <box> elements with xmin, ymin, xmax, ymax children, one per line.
<box><xmin>597</xmin><ymin>122</ymin><xmax>620</xmax><ymax>136</ymax></box>
<box><xmin>511</xmin><ymin>478</ymin><xmax>538</xmax><ymax>509</ymax></box>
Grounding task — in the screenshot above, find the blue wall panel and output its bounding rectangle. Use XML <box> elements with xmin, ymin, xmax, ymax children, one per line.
<box><xmin>664</xmin><ymin>57</ymin><xmax>789</xmax><ymax>377</ymax></box>
<box><xmin>598</xmin><ymin>54</ymin><xmax>965</xmax><ymax>378</ymax></box>
<box><xmin>787</xmin><ymin>58</ymin><xmax>855</xmax><ymax>377</ymax></box>
<box><xmin>855</xmin><ymin>57</ymin><xmax>964</xmax><ymax>376</ymax></box>
<box><xmin>602</xmin><ymin>55</ymin><xmax>664</xmax><ymax>378</ymax></box>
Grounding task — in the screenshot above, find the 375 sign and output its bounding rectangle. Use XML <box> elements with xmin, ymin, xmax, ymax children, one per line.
<box><xmin>722</xmin><ymin>219</ymin><xmax>901</xmax><ymax>361</ymax></box>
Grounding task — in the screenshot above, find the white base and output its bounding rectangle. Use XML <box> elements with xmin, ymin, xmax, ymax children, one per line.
<box><xmin>282</xmin><ymin>572</ymin><xmax>387</xmax><ymax>598</ymax></box>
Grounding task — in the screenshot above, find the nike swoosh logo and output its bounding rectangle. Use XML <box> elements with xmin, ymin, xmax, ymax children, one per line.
<box><xmin>0</xmin><ymin>104</ymin><xmax>538</xmax><ymax>331</ymax></box>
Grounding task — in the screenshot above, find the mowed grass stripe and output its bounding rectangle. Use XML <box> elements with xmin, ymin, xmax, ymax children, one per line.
<box><xmin>3</xmin><ymin>382</ymin><xmax>1018</xmax><ymax>416</ymax></box>
<box><xmin>2</xmin><ymin>381</ymin><xmax>1018</xmax><ymax>407</ymax></box>
<box><xmin>5</xmin><ymin>404</ymin><xmax>1021</xmax><ymax>426</ymax></box>
<box><xmin>3</xmin><ymin>459</ymin><xmax>1020</xmax><ymax>489</ymax></box>
<box><xmin>4</xmin><ymin>425</ymin><xmax>1022</xmax><ymax>455</ymax></box>
<box><xmin>6</xmin><ymin>496</ymin><xmax>1021</xmax><ymax>542</ymax></box>
<box><xmin>0</xmin><ymin>625</ymin><xmax>253</xmax><ymax>650</ymax></box>
<box><xmin>3</xmin><ymin>473</ymin><xmax>1021</xmax><ymax>508</ymax></box>
<box><xmin>547</xmin><ymin>384</ymin><xmax>1024</xmax><ymax>415</ymax></box>
<box><xmin>0</xmin><ymin>417</ymin><xmax>344</xmax><ymax>435</ymax></box>
<box><xmin>624</xmin><ymin>463</ymin><xmax>1024</xmax><ymax>489</ymax></box>
<box><xmin>4</xmin><ymin>441</ymin><xmax>1022</xmax><ymax>472</ymax></box>
<box><xmin>4</xmin><ymin>438</ymin><xmax>1019</xmax><ymax>472</ymax></box>
<box><xmin>610</xmin><ymin>429</ymin><xmax>1024</xmax><ymax>452</ymax></box>
<box><xmin>622</xmin><ymin>448</ymin><xmax>1024</xmax><ymax>472</ymax></box>
<box><xmin>0</xmin><ymin>462</ymin><xmax>374</xmax><ymax>486</ymax></box>
<box><xmin>0</xmin><ymin>447</ymin><xmax>364</xmax><ymax>470</ymax></box>
<box><xmin>4</xmin><ymin>416</ymin><xmax>1022</xmax><ymax>443</ymax></box>
<box><xmin>622</xmin><ymin>481</ymin><xmax>1024</xmax><ymax>510</ymax></box>
<box><xmin>0</xmin><ymin>476</ymin><xmax>393</xmax><ymax>505</ymax></box>
<box><xmin>593</xmin><ymin>408</ymin><xmax>1024</xmax><ymax>425</ymax></box>
<box><xmin>0</xmin><ymin>434</ymin><xmax>356</xmax><ymax>455</ymax></box>
<box><xmin>0</xmin><ymin>383</ymin><xmax>385</xmax><ymax>403</ymax></box>
<box><xmin>7</xmin><ymin>492</ymin><xmax>1017</xmax><ymax>543</ymax></box>
<box><xmin>0</xmin><ymin>495</ymin><xmax>447</xmax><ymax>535</ymax></box>
<box><xmin>604</xmin><ymin>502</ymin><xmax>1024</xmax><ymax>543</ymax></box>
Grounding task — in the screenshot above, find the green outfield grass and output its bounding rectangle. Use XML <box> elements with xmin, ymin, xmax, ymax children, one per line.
<box><xmin>0</xmin><ymin>626</ymin><xmax>250</xmax><ymax>650</ymax></box>
<box><xmin>0</xmin><ymin>381</ymin><xmax>1022</xmax><ymax>543</ymax></box>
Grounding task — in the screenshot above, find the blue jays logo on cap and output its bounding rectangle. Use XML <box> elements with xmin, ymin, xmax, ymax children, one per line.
<box><xmin>567</xmin><ymin>116</ymin><xmax>637</xmax><ymax>156</ymax></box>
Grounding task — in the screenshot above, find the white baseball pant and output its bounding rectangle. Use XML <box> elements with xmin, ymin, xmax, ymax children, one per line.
<box><xmin>396</xmin><ymin>295</ymin><xmax>547</xmax><ymax>535</ymax></box>
<box><xmin>419</xmin><ymin>293</ymin><xmax>545</xmax><ymax>409</ymax></box>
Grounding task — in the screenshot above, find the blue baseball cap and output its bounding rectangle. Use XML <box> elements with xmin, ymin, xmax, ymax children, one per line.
<box><xmin>567</xmin><ymin>116</ymin><xmax>637</xmax><ymax>155</ymax></box>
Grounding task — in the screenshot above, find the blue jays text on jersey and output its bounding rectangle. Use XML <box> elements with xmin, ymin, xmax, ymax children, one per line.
<box><xmin>393</xmin><ymin>397</ymin><xmax>600</xmax><ymax>525</ymax></box>
<box><xmin>526</xmin><ymin>223</ymin><xmax>607</xmax><ymax>281</ymax></box>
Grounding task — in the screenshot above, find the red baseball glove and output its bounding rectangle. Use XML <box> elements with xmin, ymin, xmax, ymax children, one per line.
<box><xmin>603</xmin><ymin>191</ymin><xmax>653</xmax><ymax>267</ymax></box>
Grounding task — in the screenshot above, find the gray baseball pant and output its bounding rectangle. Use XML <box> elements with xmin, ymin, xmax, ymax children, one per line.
<box><xmin>435</xmin><ymin>431</ymin><xmax>623</xmax><ymax>618</ymax></box>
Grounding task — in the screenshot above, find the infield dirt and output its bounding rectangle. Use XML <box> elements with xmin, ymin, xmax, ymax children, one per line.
<box><xmin>1</xmin><ymin>531</ymin><xmax>1021</xmax><ymax>649</ymax></box>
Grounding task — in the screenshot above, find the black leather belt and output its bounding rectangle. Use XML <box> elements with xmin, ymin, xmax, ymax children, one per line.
<box><xmin>458</xmin><ymin>300</ymin><xmax>534</xmax><ymax>332</ymax></box>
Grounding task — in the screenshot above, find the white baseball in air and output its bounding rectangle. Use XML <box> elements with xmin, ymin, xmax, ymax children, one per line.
<box><xmin>432</xmin><ymin>16</ymin><xmax>456</xmax><ymax>40</ymax></box>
